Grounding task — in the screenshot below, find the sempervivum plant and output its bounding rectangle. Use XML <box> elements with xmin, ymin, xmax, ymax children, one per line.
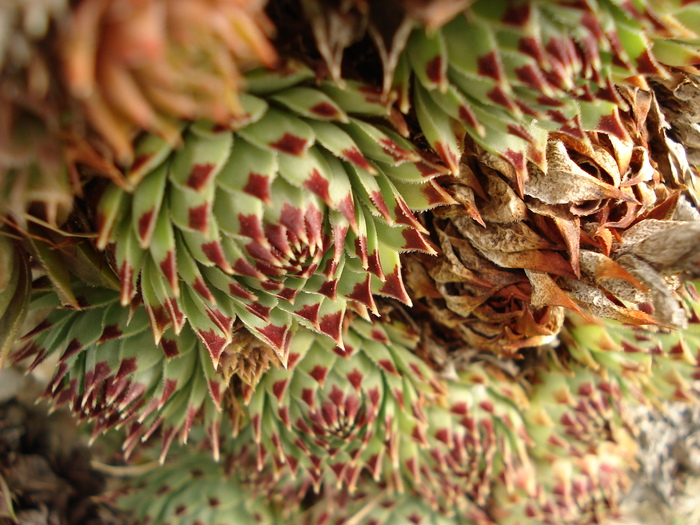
<box><xmin>4</xmin><ymin>1</ymin><xmax>700</xmax><ymax>524</ymax></box>
<box><xmin>95</xmin><ymin>62</ymin><xmax>450</xmax><ymax>366</ymax></box>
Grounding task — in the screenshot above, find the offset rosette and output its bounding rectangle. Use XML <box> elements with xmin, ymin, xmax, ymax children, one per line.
<box><xmin>96</xmin><ymin>64</ymin><xmax>450</xmax><ymax>367</ymax></box>
<box><xmin>394</xmin><ymin>0</ymin><xmax>700</xmax><ymax>183</ymax></box>
<box><xmin>11</xmin><ymin>285</ymin><xmax>229</xmax><ymax>462</ymax></box>
<box><xmin>235</xmin><ymin>317</ymin><xmax>531</xmax><ymax>511</ymax></box>
<box><xmin>114</xmin><ymin>449</ymin><xmax>277</xmax><ymax>525</ymax></box>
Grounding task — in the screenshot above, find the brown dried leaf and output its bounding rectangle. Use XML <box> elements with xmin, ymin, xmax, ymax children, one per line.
<box><xmin>452</xmin><ymin>216</ymin><xmax>556</xmax><ymax>254</ymax></box>
<box><xmin>616</xmin><ymin>219</ymin><xmax>700</xmax><ymax>275</ymax></box>
<box><xmin>525</xmin><ymin>269</ymin><xmax>582</xmax><ymax>314</ymax></box>
<box><xmin>526</xmin><ymin>198</ymin><xmax>581</xmax><ymax>276</ymax></box>
<box><xmin>479</xmin><ymin>167</ymin><xmax>528</xmax><ymax>224</ymax></box>
<box><xmin>563</xmin><ymin>279</ymin><xmax>658</xmax><ymax>326</ymax></box>
<box><xmin>525</xmin><ymin>141</ymin><xmax>628</xmax><ymax>206</ymax></box>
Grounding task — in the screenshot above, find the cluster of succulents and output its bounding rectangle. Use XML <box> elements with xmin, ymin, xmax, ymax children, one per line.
<box><xmin>3</xmin><ymin>0</ymin><xmax>700</xmax><ymax>524</ymax></box>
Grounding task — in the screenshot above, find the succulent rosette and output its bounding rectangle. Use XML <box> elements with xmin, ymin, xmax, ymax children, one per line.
<box><xmin>394</xmin><ymin>0</ymin><xmax>700</xmax><ymax>181</ymax></box>
<box><xmin>96</xmin><ymin>63</ymin><xmax>451</xmax><ymax>368</ymax></box>
<box><xmin>11</xmin><ymin>284</ymin><xmax>229</xmax><ymax>461</ymax></box>
<box><xmin>227</xmin><ymin>315</ymin><xmax>532</xmax><ymax>513</ymax></box>
<box><xmin>113</xmin><ymin>448</ymin><xmax>277</xmax><ymax>525</ymax></box>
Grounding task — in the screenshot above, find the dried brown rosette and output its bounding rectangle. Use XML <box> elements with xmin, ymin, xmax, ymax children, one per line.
<box><xmin>406</xmin><ymin>83</ymin><xmax>700</xmax><ymax>356</ymax></box>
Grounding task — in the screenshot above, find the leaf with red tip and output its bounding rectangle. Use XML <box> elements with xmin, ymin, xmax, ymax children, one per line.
<box><xmin>96</xmin><ymin>184</ymin><xmax>129</xmax><ymax>250</ymax></box>
<box><xmin>131</xmin><ymin>163</ymin><xmax>169</xmax><ymax>247</ymax></box>
<box><xmin>126</xmin><ymin>130</ymin><xmax>179</xmax><ymax>188</ymax></box>
<box><xmin>408</xmin><ymin>28</ymin><xmax>449</xmax><ymax>92</ymax></box>
<box><xmin>169</xmin><ymin>125</ymin><xmax>233</xmax><ymax>191</ymax></box>
<box><xmin>216</xmin><ymin>138</ymin><xmax>278</xmax><ymax>204</ymax></box>
<box><xmin>307</xmin><ymin>120</ymin><xmax>377</xmax><ymax>174</ymax></box>
<box><xmin>148</xmin><ymin>206</ymin><xmax>180</xmax><ymax>296</ymax></box>
<box><xmin>414</xmin><ymin>83</ymin><xmax>463</xmax><ymax>174</ymax></box>
<box><xmin>320</xmin><ymin>81</ymin><xmax>393</xmax><ymax>116</ymax></box>
<box><xmin>239</xmin><ymin>107</ymin><xmax>315</xmax><ymax>156</ymax></box>
<box><xmin>272</xmin><ymin>87</ymin><xmax>349</xmax><ymax>122</ymax></box>
<box><xmin>343</xmin><ymin>119</ymin><xmax>419</xmax><ymax>165</ymax></box>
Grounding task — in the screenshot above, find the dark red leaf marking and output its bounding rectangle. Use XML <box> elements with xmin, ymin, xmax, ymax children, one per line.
<box><xmin>401</xmin><ymin>228</ymin><xmax>433</xmax><ymax>252</ymax></box>
<box><xmin>258</xmin><ymin>324</ymin><xmax>287</xmax><ymax>351</ymax></box>
<box><xmin>160</xmin><ymin>379</ymin><xmax>178</xmax><ymax>405</ymax></box>
<box><xmin>187</xmin><ymin>163</ymin><xmax>216</xmax><ymax>191</ymax></box>
<box><xmin>379</xmin><ymin>266</ymin><xmax>409</xmax><ymax>302</ymax></box>
<box><xmin>301</xmin><ymin>388</ymin><xmax>314</xmax><ymax>407</ymax></box>
<box><xmin>305</xmin><ymin>206</ymin><xmax>324</xmax><ymax>244</ymax></box>
<box><xmin>458</xmin><ymin>105</ymin><xmax>481</xmax><ymax>131</ymax></box>
<box><xmin>246</xmin><ymin>302</ymin><xmax>271</xmax><ymax>320</ymax></box>
<box><xmin>192</xmin><ymin>277</ymin><xmax>214</xmax><ymax>302</ymax></box>
<box><xmin>296</xmin><ymin>303</ymin><xmax>320</xmax><ymax>323</ymax></box>
<box><xmin>118</xmin><ymin>262</ymin><xmax>136</xmax><ymax>303</ymax></box>
<box><xmin>318</xmin><ymin>279</ymin><xmax>338</xmax><ymax>299</ymax></box>
<box><xmin>310</xmin><ymin>102</ymin><xmax>340</xmax><ymax>118</ymax></box>
<box><xmin>346</xmin><ymin>369</ymin><xmax>363</xmax><ymax>391</ymax></box>
<box><xmin>537</xmin><ymin>95</ymin><xmax>564</xmax><ymax>108</ymax></box>
<box><xmin>477</xmin><ymin>52</ymin><xmax>502</xmax><ymax>80</ymax></box>
<box><xmin>198</xmin><ymin>329</ymin><xmax>228</xmax><ymax>364</ymax></box>
<box><xmin>367</xmin><ymin>250</ymin><xmax>383</xmax><ymax>279</ymax></box>
<box><xmin>272</xmin><ymin>380</ymin><xmax>288</xmax><ymax>401</ymax></box>
<box><xmin>228</xmin><ymin>281</ymin><xmax>255</xmax><ymax>300</ymax></box>
<box><xmin>518</xmin><ymin>37</ymin><xmax>545</xmax><ymax>62</ymax></box>
<box><xmin>341</xmin><ymin>148</ymin><xmax>373</xmax><ymax>172</ymax></box>
<box><xmin>514</xmin><ymin>64</ymin><xmax>548</xmax><ymax>91</ymax></box>
<box><xmin>378</xmin><ymin>360</ymin><xmax>397</xmax><ymax>374</ymax></box>
<box><xmin>304</xmin><ymin>169</ymin><xmax>330</xmax><ymax>203</ymax></box>
<box><xmin>277</xmin><ymin>287</ymin><xmax>299</xmax><ymax>301</ymax></box>
<box><xmin>433</xmin><ymin>141</ymin><xmax>459</xmax><ymax>173</ymax></box>
<box><xmin>208</xmin><ymin>380</ymin><xmax>223</xmax><ymax>409</ymax></box>
<box><xmin>202</xmin><ymin>241</ymin><xmax>229</xmax><ymax>269</ymax></box>
<box><xmin>280</xmin><ymin>203</ymin><xmax>305</xmax><ymax>238</ymax></box>
<box><xmin>188</xmin><ymin>203</ymin><xmax>209</xmax><ymax>232</ymax></box>
<box><xmin>426</xmin><ymin>56</ymin><xmax>444</xmax><ymax>84</ymax></box>
<box><xmin>346</xmin><ymin>277</ymin><xmax>374</xmax><ymax>309</ymax></box>
<box><xmin>60</xmin><ymin>339</ymin><xmax>83</xmax><ymax>362</ymax></box>
<box><xmin>546</xmin><ymin>37</ymin><xmax>574</xmax><ymax>67</ymax></box>
<box><xmin>116</xmin><ymin>357</ymin><xmax>138</xmax><ymax>380</ymax></box>
<box><xmin>129</xmin><ymin>153</ymin><xmax>153</xmax><ymax>175</ymax></box>
<box><xmin>502</xmin><ymin>3</ymin><xmax>531</xmax><ymax>25</ymax></box>
<box><xmin>160</xmin><ymin>338</ymin><xmax>179</xmax><ymax>358</ymax></box>
<box><xmin>233</xmin><ymin>258</ymin><xmax>262</xmax><ymax>278</ymax></box>
<box><xmin>479</xmin><ymin>400</ymin><xmax>494</xmax><ymax>412</ymax></box>
<box><xmin>243</xmin><ymin>173</ymin><xmax>271</xmax><ymax>203</ymax></box>
<box><xmin>99</xmin><ymin>324</ymin><xmax>123</xmax><ymax>343</ymax></box>
<box><xmin>370</xmin><ymin>191</ymin><xmax>392</xmax><ymax>222</ymax></box>
<box><xmin>238</xmin><ymin>214</ymin><xmax>264</xmax><ymax>241</ymax></box>
<box><xmin>506</xmin><ymin>124</ymin><xmax>535</xmax><ymax>143</ymax></box>
<box><xmin>329</xmin><ymin>385</ymin><xmax>344</xmax><ymax>407</ymax></box>
<box><xmin>598</xmin><ymin>114</ymin><xmax>629</xmax><ymax>141</ymax></box>
<box><xmin>288</xmin><ymin>352</ymin><xmax>301</xmax><ymax>369</ymax></box>
<box><xmin>309</xmin><ymin>365</ymin><xmax>328</xmax><ymax>384</ymax></box>
<box><xmin>270</xmin><ymin>133</ymin><xmax>308</xmax><ymax>155</ymax></box>
<box><xmin>487</xmin><ymin>86</ymin><xmax>516</xmax><ymax>110</ymax></box>
<box><xmin>159</xmin><ymin>251</ymin><xmax>178</xmax><ymax>290</ymax></box>
<box><xmin>138</xmin><ymin>209</ymin><xmax>155</xmax><ymax>241</ymax></box>
<box><xmin>319</xmin><ymin>311</ymin><xmax>343</xmax><ymax>341</ymax></box>
<box><xmin>379</xmin><ymin>139</ymin><xmax>410</xmax><ymax>161</ymax></box>
<box><xmin>503</xmin><ymin>150</ymin><xmax>526</xmax><ymax>173</ymax></box>
<box><xmin>336</xmin><ymin>194</ymin><xmax>356</xmax><ymax>229</ymax></box>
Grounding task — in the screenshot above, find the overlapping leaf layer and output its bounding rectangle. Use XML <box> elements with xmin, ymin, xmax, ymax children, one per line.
<box><xmin>96</xmin><ymin>63</ymin><xmax>449</xmax><ymax>367</ymax></box>
<box><xmin>397</xmin><ymin>0</ymin><xmax>700</xmax><ymax>185</ymax></box>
